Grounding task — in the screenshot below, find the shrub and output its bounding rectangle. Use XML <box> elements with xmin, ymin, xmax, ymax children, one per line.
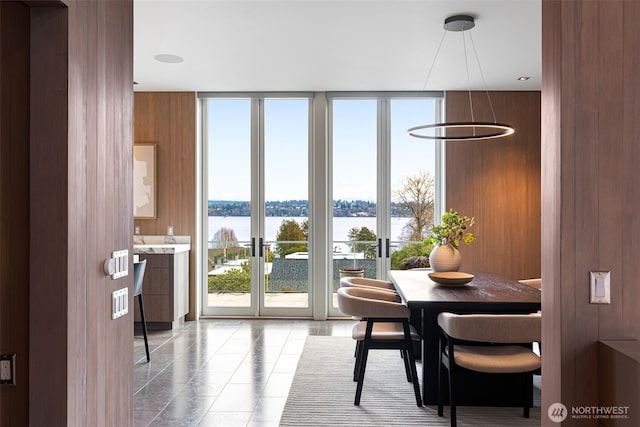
<box><xmin>398</xmin><ymin>255</ymin><xmax>430</xmax><ymax>270</ymax></box>
<box><xmin>208</xmin><ymin>263</ymin><xmax>250</xmax><ymax>292</ymax></box>
<box><xmin>390</xmin><ymin>242</ymin><xmax>433</xmax><ymax>269</ymax></box>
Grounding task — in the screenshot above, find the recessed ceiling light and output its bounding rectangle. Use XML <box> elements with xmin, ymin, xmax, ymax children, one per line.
<box><xmin>517</xmin><ymin>76</ymin><xmax>530</xmax><ymax>81</ymax></box>
<box><xmin>154</xmin><ymin>54</ymin><xmax>184</xmax><ymax>64</ymax></box>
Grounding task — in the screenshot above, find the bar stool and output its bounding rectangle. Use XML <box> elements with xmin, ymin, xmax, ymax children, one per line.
<box><xmin>133</xmin><ymin>259</ymin><xmax>150</xmax><ymax>362</ymax></box>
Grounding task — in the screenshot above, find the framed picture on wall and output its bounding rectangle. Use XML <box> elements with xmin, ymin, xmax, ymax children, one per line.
<box><xmin>133</xmin><ymin>143</ymin><xmax>157</xmax><ymax>219</ymax></box>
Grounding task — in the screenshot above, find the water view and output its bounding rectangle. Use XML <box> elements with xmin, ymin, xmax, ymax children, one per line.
<box><xmin>207</xmin><ymin>216</ymin><xmax>413</xmax><ymax>244</ymax></box>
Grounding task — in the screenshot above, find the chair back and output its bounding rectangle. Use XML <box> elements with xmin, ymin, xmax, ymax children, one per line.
<box><xmin>438</xmin><ymin>312</ymin><xmax>541</xmax><ymax>343</ymax></box>
<box><xmin>518</xmin><ymin>278</ymin><xmax>542</xmax><ymax>290</ymax></box>
<box><xmin>340</xmin><ymin>276</ymin><xmax>396</xmax><ymax>291</ymax></box>
<box><xmin>337</xmin><ymin>286</ymin><xmax>407</xmax><ymax>319</ymax></box>
<box><xmin>133</xmin><ymin>259</ymin><xmax>147</xmax><ymax>297</ymax></box>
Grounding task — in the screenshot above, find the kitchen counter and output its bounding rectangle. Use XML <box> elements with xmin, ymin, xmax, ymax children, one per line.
<box><xmin>133</xmin><ymin>235</ymin><xmax>191</xmax><ymax>330</ymax></box>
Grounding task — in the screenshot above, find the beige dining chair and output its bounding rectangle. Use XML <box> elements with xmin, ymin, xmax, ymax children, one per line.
<box><xmin>340</xmin><ymin>276</ymin><xmax>402</xmax><ymax>368</ymax></box>
<box><xmin>437</xmin><ymin>312</ymin><xmax>541</xmax><ymax>427</ymax></box>
<box><xmin>337</xmin><ymin>286</ymin><xmax>422</xmax><ymax>407</ymax></box>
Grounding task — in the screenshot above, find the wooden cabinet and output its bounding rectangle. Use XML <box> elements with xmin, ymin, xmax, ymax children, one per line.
<box><xmin>599</xmin><ymin>340</ymin><xmax>639</xmax><ymax>427</ymax></box>
<box><xmin>134</xmin><ymin>251</ymin><xmax>189</xmax><ymax>330</ymax></box>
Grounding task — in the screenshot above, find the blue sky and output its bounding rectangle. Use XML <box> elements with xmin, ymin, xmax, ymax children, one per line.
<box><xmin>206</xmin><ymin>97</ymin><xmax>437</xmax><ymax>202</ymax></box>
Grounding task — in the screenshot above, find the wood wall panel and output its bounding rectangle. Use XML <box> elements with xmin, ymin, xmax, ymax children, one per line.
<box><xmin>0</xmin><ymin>2</ymin><xmax>31</xmax><ymax>425</ymax></box>
<box><xmin>134</xmin><ymin>92</ymin><xmax>197</xmax><ymax>321</ymax></box>
<box><xmin>541</xmin><ymin>0</ymin><xmax>563</xmax><ymax>414</ymax></box>
<box><xmin>29</xmin><ymin>1</ymin><xmax>134</xmax><ymax>426</ymax></box>
<box><xmin>69</xmin><ymin>1</ymin><xmax>134</xmax><ymax>425</ymax></box>
<box><xmin>542</xmin><ymin>1</ymin><xmax>640</xmax><ymax>425</ymax></box>
<box><xmin>445</xmin><ymin>91</ymin><xmax>541</xmax><ymax>282</ymax></box>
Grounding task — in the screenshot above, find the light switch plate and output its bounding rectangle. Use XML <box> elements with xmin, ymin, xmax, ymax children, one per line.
<box><xmin>590</xmin><ymin>271</ymin><xmax>611</xmax><ymax>304</ymax></box>
<box><xmin>112</xmin><ymin>288</ymin><xmax>129</xmax><ymax>319</ymax></box>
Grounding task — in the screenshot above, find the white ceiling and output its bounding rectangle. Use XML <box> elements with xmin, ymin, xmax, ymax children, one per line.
<box><xmin>133</xmin><ymin>0</ymin><xmax>541</xmax><ymax>92</ymax></box>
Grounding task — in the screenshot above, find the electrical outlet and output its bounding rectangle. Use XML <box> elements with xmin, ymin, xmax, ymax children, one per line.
<box><xmin>0</xmin><ymin>354</ymin><xmax>16</xmax><ymax>385</ymax></box>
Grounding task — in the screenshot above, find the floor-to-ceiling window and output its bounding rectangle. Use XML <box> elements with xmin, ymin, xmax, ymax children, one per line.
<box><xmin>200</xmin><ymin>92</ymin><xmax>442</xmax><ymax>318</ymax></box>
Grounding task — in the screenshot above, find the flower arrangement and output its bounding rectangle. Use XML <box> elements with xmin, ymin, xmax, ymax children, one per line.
<box><xmin>426</xmin><ymin>209</ymin><xmax>476</xmax><ymax>249</ymax></box>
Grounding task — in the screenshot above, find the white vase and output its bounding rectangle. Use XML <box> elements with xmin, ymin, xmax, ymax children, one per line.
<box><xmin>429</xmin><ymin>245</ymin><xmax>461</xmax><ymax>272</ymax></box>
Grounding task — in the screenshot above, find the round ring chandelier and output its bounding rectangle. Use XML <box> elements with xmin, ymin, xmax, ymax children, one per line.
<box><xmin>407</xmin><ymin>122</ymin><xmax>515</xmax><ymax>140</ymax></box>
<box><xmin>407</xmin><ymin>15</ymin><xmax>515</xmax><ymax>141</ymax></box>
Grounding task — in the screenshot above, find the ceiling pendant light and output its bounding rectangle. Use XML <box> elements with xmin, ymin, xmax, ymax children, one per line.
<box><xmin>407</xmin><ymin>15</ymin><xmax>515</xmax><ymax>141</ymax></box>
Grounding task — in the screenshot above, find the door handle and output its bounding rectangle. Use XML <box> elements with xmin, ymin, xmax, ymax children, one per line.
<box><xmin>377</xmin><ymin>238</ymin><xmax>382</xmax><ymax>258</ymax></box>
<box><xmin>244</xmin><ymin>238</ymin><xmax>256</xmax><ymax>257</ymax></box>
<box><xmin>259</xmin><ymin>237</ymin><xmax>271</xmax><ymax>257</ymax></box>
<box><xmin>386</xmin><ymin>239</ymin><xmax>398</xmax><ymax>258</ymax></box>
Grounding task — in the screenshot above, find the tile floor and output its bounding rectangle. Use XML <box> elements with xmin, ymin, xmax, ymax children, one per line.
<box><xmin>133</xmin><ymin>318</ymin><xmax>357</xmax><ymax>427</ymax></box>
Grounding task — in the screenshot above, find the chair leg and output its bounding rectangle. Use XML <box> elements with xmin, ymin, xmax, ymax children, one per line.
<box><xmin>402</xmin><ymin>322</ymin><xmax>422</xmax><ymax>407</ymax></box>
<box><xmin>438</xmin><ymin>340</ymin><xmax>444</xmax><ymax>416</ymax></box>
<box><xmin>406</xmin><ymin>345</ymin><xmax>422</xmax><ymax>407</ymax></box>
<box><xmin>354</xmin><ymin>344</ymin><xmax>369</xmax><ymax>405</ymax></box>
<box><xmin>402</xmin><ymin>349</ymin><xmax>412</xmax><ymax>382</ymax></box>
<box><xmin>523</xmin><ymin>372</ymin><xmax>532</xmax><ymax>418</ymax></box>
<box><xmin>354</xmin><ymin>340</ymin><xmax>364</xmax><ymax>382</ymax></box>
<box><xmin>138</xmin><ymin>294</ymin><xmax>150</xmax><ymax>362</ymax></box>
<box><xmin>448</xmin><ymin>359</ymin><xmax>456</xmax><ymax>427</ymax></box>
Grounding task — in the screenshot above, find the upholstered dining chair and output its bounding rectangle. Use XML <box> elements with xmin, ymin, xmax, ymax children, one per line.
<box><xmin>337</xmin><ymin>286</ymin><xmax>422</xmax><ymax>407</ymax></box>
<box><xmin>437</xmin><ymin>312</ymin><xmax>541</xmax><ymax>427</ymax></box>
<box><xmin>133</xmin><ymin>259</ymin><xmax>150</xmax><ymax>362</ymax></box>
<box><xmin>339</xmin><ymin>276</ymin><xmax>402</xmax><ymax>366</ymax></box>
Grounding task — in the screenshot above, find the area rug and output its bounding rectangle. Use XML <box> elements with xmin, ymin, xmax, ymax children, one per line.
<box><xmin>279</xmin><ymin>336</ymin><xmax>540</xmax><ymax>427</ymax></box>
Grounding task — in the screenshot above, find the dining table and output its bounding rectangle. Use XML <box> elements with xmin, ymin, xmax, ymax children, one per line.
<box><xmin>388</xmin><ymin>269</ymin><xmax>542</xmax><ymax>406</ymax></box>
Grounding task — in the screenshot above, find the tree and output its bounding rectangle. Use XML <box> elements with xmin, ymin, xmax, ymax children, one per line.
<box><xmin>347</xmin><ymin>226</ymin><xmax>377</xmax><ymax>259</ymax></box>
<box><xmin>394</xmin><ymin>170</ymin><xmax>435</xmax><ymax>242</ymax></box>
<box><xmin>275</xmin><ymin>219</ymin><xmax>307</xmax><ymax>258</ymax></box>
<box><xmin>213</xmin><ymin>227</ymin><xmax>238</xmax><ymax>259</ymax></box>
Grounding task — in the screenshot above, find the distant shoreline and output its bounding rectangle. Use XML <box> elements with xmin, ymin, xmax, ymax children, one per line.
<box><xmin>207</xmin><ymin>199</ymin><xmax>410</xmax><ymax>218</ymax></box>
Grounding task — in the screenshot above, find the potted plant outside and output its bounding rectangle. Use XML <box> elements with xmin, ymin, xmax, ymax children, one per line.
<box><xmin>339</xmin><ymin>227</ymin><xmax>369</xmax><ymax>278</ymax></box>
<box><xmin>426</xmin><ymin>209</ymin><xmax>475</xmax><ymax>272</ymax></box>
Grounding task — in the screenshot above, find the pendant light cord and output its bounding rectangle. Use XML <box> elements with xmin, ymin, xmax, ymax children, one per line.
<box><xmin>410</xmin><ymin>29</ymin><xmax>447</xmax><ymax>126</ymax></box>
<box><xmin>420</xmin><ymin>30</ymin><xmax>447</xmax><ymax>91</ymax></box>
<box><xmin>469</xmin><ymin>31</ymin><xmax>498</xmax><ymax>124</ymax></box>
<box><xmin>462</xmin><ymin>31</ymin><xmax>476</xmax><ymax>136</ymax></box>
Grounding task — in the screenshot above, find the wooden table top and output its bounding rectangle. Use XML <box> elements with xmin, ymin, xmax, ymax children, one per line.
<box><xmin>389</xmin><ymin>270</ymin><xmax>541</xmax><ymax>308</ymax></box>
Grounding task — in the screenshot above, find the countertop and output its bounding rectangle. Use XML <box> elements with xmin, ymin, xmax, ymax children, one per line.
<box><xmin>133</xmin><ymin>235</ymin><xmax>191</xmax><ymax>254</ymax></box>
<box><xmin>133</xmin><ymin>244</ymin><xmax>191</xmax><ymax>254</ymax></box>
